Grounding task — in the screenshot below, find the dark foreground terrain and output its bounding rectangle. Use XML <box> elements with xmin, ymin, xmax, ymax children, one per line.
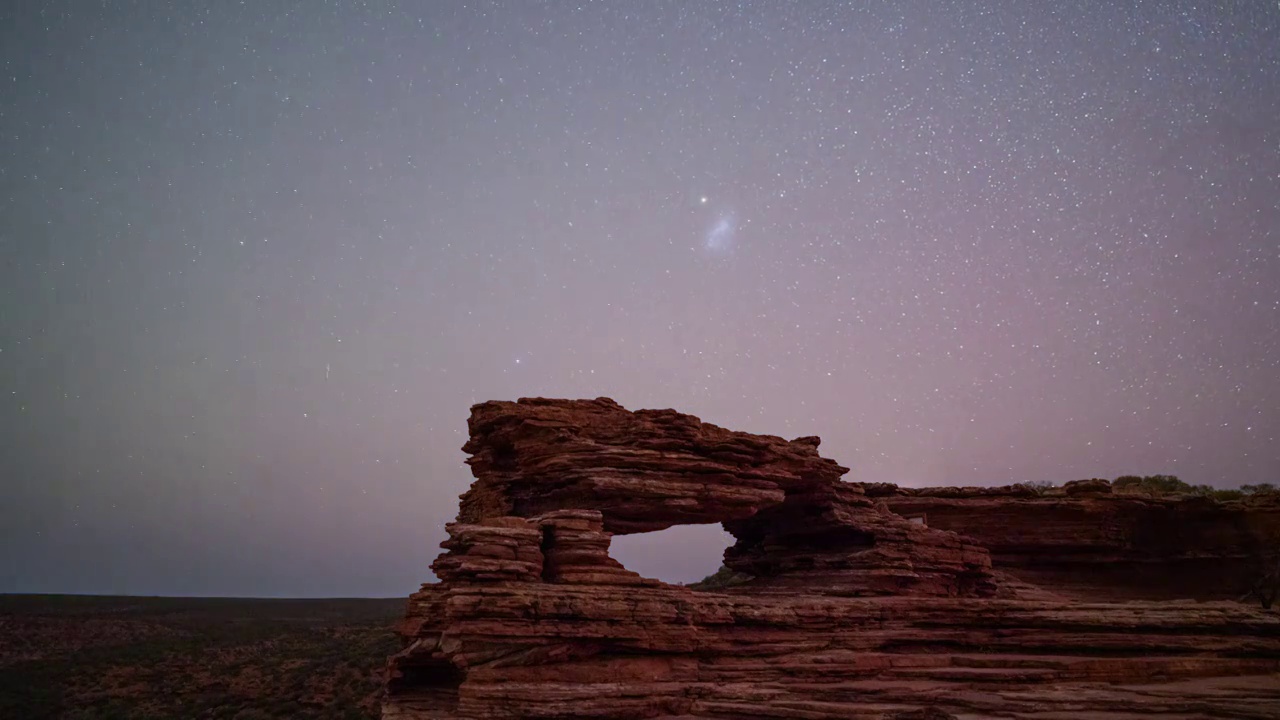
<box><xmin>0</xmin><ymin>594</ymin><xmax>404</xmax><ymax>719</ymax></box>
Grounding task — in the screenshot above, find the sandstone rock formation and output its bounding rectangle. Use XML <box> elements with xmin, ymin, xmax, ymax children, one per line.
<box><xmin>385</xmin><ymin>397</ymin><xmax>1280</xmax><ymax>719</ymax></box>
<box><xmin>870</xmin><ymin>480</ymin><xmax>1280</xmax><ymax>601</ymax></box>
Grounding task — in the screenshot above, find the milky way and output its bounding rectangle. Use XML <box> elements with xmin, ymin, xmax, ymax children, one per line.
<box><xmin>1</xmin><ymin>1</ymin><xmax>1277</xmax><ymax>595</ymax></box>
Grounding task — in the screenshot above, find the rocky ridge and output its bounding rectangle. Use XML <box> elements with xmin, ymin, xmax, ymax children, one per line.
<box><xmin>869</xmin><ymin>479</ymin><xmax>1280</xmax><ymax>601</ymax></box>
<box><xmin>385</xmin><ymin>397</ymin><xmax>1280</xmax><ymax>719</ymax></box>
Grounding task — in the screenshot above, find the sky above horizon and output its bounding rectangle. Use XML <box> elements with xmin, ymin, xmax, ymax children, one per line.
<box><xmin>2</xmin><ymin>1</ymin><xmax>1278</xmax><ymax>597</ymax></box>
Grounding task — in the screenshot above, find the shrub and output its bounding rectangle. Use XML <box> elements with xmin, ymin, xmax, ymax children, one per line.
<box><xmin>1144</xmin><ymin>475</ymin><xmax>1191</xmax><ymax>493</ymax></box>
<box><xmin>1111</xmin><ymin>475</ymin><xmax>1267</xmax><ymax>502</ymax></box>
<box><xmin>687</xmin><ymin>566</ymin><xmax>752</xmax><ymax>590</ymax></box>
<box><xmin>1112</xmin><ymin>474</ymin><xmax>1190</xmax><ymax>495</ymax></box>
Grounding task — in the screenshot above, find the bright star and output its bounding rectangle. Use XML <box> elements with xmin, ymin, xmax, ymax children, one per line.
<box><xmin>700</xmin><ymin>196</ymin><xmax>708</xmax><ymax>204</ymax></box>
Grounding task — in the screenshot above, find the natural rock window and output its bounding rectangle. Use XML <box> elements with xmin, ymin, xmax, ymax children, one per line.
<box><xmin>608</xmin><ymin>524</ymin><xmax>735</xmax><ymax>585</ymax></box>
<box><xmin>385</xmin><ymin>397</ymin><xmax>1280</xmax><ymax>720</ymax></box>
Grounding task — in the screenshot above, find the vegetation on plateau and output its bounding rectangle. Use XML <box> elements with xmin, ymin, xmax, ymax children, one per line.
<box><xmin>1022</xmin><ymin>475</ymin><xmax>1277</xmax><ymax>502</ymax></box>
<box><xmin>1110</xmin><ymin>475</ymin><xmax>1276</xmax><ymax>501</ymax></box>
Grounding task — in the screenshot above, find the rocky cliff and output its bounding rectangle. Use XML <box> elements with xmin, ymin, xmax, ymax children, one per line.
<box><xmin>869</xmin><ymin>479</ymin><xmax>1280</xmax><ymax>601</ymax></box>
<box><xmin>384</xmin><ymin>398</ymin><xmax>1280</xmax><ymax>719</ymax></box>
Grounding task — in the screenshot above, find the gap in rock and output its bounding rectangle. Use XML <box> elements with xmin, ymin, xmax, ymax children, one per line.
<box><xmin>608</xmin><ymin>523</ymin><xmax>735</xmax><ymax>585</ymax></box>
<box><xmin>388</xmin><ymin>658</ymin><xmax>462</xmax><ymax>712</ymax></box>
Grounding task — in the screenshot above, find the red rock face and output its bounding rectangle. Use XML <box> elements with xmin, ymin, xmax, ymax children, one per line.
<box><xmin>385</xmin><ymin>398</ymin><xmax>1280</xmax><ymax>719</ymax></box>
<box><xmin>458</xmin><ymin>397</ymin><xmax>845</xmax><ymax>534</ymax></box>
<box><xmin>723</xmin><ymin>481</ymin><xmax>996</xmax><ymax>598</ymax></box>
<box><xmin>872</xmin><ymin>481</ymin><xmax>1280</xmax><ymax>601</ymax></box>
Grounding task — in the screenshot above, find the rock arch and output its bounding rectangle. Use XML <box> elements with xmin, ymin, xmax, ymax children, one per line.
<box><xmin>384</xmin><ymin>398</ymin><xmax>1280</xmax><ymax>719</ymax></box>
<box><xmin>448</xmin><ymin>397</ymin><xmax>995</xmax><ymax>595</ymax></box>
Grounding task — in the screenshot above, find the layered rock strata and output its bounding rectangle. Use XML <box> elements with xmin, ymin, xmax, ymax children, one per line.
<box><xmin>457</xmin><ymin>398</ymin><xmax>842</xmax><ymax>534</ymax></box>
<box><xmin>869</xmin><ymin>480</ymin><xmax>1280</xmax><ymax>601</ymax></box>
<box><xmin>455</xmin><ymin>397</ymin><xmax>995</xmax><ymax>597</ymax></box>
<box><xmin>385</xmin><ymin>398</ymin><xmax>1280</xmax><ymax>719</ymax></box>
<box><xmin>387</xmin><ymin>581</ymin><xmax>1280</xmax><ymax>719</ymax></box>
<box><xmin>723</xmin><ymin>480</ymin><xmax>996</xmax><ymax>598</ymax></box>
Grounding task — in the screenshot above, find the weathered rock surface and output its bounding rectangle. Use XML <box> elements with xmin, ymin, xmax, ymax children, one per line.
<box><xmin>458</xmin><ymin>397</ymin><xmax>994</xmax><ymax>597</ymax></box>
<box><xmin>723</xmin><ymin>481</ymin><xmax>996</xmax><ymax>598</ymax></box>
<box><xmin>871</xmin><ymin>481</ymin><xmax>1280</xmax><ymax>601</ymax></box>
<box><xmin>458</xmin><ymin>397</ymin><xmax>843</xmax><ymax>534</ymax></box>
<box><xmin>385</xmin><ymin>398</ymin><xmax>1280</xmax><ymax>719</ymax></box>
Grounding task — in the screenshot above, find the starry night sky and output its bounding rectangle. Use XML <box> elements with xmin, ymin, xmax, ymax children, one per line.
<box><xmin>2</xmin><ymin>1</ymin><xmax>1278</xmax><ymax>596</ymax></box>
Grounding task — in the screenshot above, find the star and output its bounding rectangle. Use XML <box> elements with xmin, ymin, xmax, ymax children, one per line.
<box><xmin>6</xmin><ymin>0</ymin><xmax>1278</xmax><ymax>598</ymax></box>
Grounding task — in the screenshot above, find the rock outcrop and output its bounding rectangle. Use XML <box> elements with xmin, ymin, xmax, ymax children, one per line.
<box><xmin>870</xmin><ymin>480</ymin><xmax>1280</xmax><ymax>601</ymax></box>
<box><xmin>456</xmin><ymin>397</ymin><xmax>995</xmax><ymax>597</ymax></box>
<box><xmin>384</xmin><ymin>398</ymin><xmax>1280</xmax><ymax>719</ymax></box>
<box><xmin>458</xmin><ymin>398</ymin><xmax>841</xmax><ymax>534</ymax></box>
<box><xmin>723</xmin><ymin>480</ymin><xmax>996</xmax><ymax>598</ymax></box>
